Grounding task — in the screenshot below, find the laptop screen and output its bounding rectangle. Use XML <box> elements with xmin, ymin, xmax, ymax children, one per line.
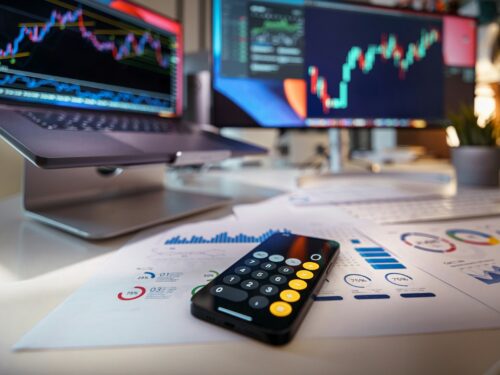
<box><xmin>0</xmin><ymin>0</ymin><xmax>182</xmax><ymax>117</ymax></box>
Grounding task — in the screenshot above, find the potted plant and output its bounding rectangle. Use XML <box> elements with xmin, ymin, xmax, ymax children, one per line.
<box><xmin>450</xmin><ymin>105</ymin><xmax>500</xmax><ymax>187</ymax></box>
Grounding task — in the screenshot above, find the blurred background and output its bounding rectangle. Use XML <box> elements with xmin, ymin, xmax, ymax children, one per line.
<box><xmin>0</xmin><ymin>0</ymin><xmax>498</xmax><ymax>199</ymax></box>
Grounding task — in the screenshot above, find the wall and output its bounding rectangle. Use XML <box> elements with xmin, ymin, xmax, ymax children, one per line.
<box><xmin>134</xmin><ymin>0</ymin><xmax>212</xmax><ymax>53</ymax></box>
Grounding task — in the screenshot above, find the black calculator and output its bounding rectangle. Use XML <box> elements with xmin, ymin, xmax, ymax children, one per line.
<box><xmin>191</xmin><ymin>233</ymin><xmax>340</xmax><ymax>345</ymax></box>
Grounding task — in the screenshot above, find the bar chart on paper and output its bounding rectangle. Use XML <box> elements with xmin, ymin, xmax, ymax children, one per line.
<box><xmin>308</xmin><ymin>227</ymin><xmax>438</xmax><ymax>302</ymax></box>
<box><xmin>164</xmin><ymin>229</ymin><xmax>292</xmax><ymax>245</ymax></box>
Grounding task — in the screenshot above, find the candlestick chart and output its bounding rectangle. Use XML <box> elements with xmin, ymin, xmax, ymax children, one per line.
<box><xmin>309</xmin><ymin>29</ymin><xmax>440</xmax><ymax>114</ymax></box>
<box><xmin>305</xmin><ymin>6</ymin><xmax>444</xmax><ymax>119</ymax></box>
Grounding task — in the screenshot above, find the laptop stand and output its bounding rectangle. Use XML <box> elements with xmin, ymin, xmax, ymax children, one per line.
<box><xmin>23</xmin><ymin>162</ymin><xmax>230</xmax><ymax>240</ymax></box>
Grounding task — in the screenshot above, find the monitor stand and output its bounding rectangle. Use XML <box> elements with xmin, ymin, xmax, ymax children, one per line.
<box><xmin>22</xmin><ymin>162</ymin><xmax>230</xmax><ymax>240</ymax></box>
<box><xmin>327</xmin><ymin>129</ymin><xmax>396</xmax><ymax>174</ymax></box>
<box><xmin>328</xmin><ymin>129</ymin><xmax>350</xmax><ymax>173</ymax></box>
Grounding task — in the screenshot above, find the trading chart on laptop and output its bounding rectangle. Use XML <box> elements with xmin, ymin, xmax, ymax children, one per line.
<box><xmin>0</xmin><ymin>0</ymin><xmax>182</xmax><ymax>115</ymax></box>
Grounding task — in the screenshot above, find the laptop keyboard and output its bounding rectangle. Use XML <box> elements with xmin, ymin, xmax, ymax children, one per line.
<box><xmin>20</xmin><ymin>110</ymin><xmax>179</xmax><ymax>133</ymax></box>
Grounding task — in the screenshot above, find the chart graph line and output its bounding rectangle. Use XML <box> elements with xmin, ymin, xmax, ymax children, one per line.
<box><xmin>309</xmin><ymin>29</ymin><xmax>440</xmax><ymax>113</ymax></box>
<box><xmin>0</xmin><ymin>7</ymin><xmax>170</xmax><ymax>69</ymax></box>
<box><xmin>164</xmin><ymin>229</ymin><xmax>292</xmax><ymax>245</ymax></box>
<box><xmin>251</xmin><ymin>19</ymin><xmax>302</xmax><ymax>37</ymax></box>
<box><xmin>469</xmin><ymin>266</ymin><xmax>500</xmax><ymax>285</ymax></box>
<box><xmin>0</xmin><ymin>72</ymin><xmax>169</xmax><ymax>107</ymax></box>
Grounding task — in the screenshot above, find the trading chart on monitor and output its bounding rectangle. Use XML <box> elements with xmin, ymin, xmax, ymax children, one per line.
<box><xmin>0</xmin><ymin>0</ymin><xmax>181</xmax><ymax>115</ymax></box>
<box><xmin>213</xmin><ymin>0</ymin><xmax>476</xmax><ymax>128</ymax></box>
<box><xmin>306</xmin><ymin>5</ymin><xmax>444</xmax><ymax>123</ymax></box>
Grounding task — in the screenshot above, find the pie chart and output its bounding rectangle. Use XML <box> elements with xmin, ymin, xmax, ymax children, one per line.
<box><xmin>401</xmin><ymin>232</ymin><xmax>456</xmax><ymax>253</ymax></box>
<box><xmin>446</xmin><ymin>229</ymin><xmax>499</xmax><ymax>246</ymax></box>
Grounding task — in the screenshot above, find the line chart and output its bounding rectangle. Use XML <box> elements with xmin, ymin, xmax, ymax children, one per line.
<box><xmin>309</xmin><ymin>29</ymin><xmax>440</xmax><ymax>114</ymax></box>
<box><xmin>0</xmin><ymin>72</ymin><xmax>169</xmax><ymax>107</ymax></box>
<box><xmin>251</xmin><ymin>19</ymin><xmax>302</xmax><ymax>39</ymax></box>
<box><xmin>0</xmin><ymin>7</ymin><xmax>170</xmax><ymax>69</ymax></box>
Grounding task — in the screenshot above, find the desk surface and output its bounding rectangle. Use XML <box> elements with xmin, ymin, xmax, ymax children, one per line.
<box><xmin>1</xmin><ymin>167</ymin><xmax>500</xmax><ymax>375</ymax></box>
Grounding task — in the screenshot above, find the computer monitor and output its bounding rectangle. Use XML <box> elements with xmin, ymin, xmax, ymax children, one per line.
<box><xmin>212</xmin><ymin>0</ymin><xmax>477</xmax><ymax>128</ymax></box>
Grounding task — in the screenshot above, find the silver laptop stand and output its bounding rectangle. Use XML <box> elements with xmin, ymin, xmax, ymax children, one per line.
<box><xmin>23</xmin><ymin>162</ymin><xmax>230</xmax><ymax>240</ymax></box>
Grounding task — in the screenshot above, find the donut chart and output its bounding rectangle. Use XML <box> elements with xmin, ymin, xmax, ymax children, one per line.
<box><xmin>117</xmin><ymin>286</ymin><xmax>146</xmax><ymax>301</ymax></box>
<box><xmin>401</xmin><ymin>232</ymin><xmax>456</xmax><ymax>253</ymax></box>
<box><xmin>446</xmin><ymin>229</ymin><xmax>499</xmax><ymax>246</ymax></box>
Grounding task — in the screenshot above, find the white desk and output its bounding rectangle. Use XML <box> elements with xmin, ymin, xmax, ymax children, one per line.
<box><xmin>1</xmin><ymin>167</ymin><xmax>500</xmax><ymax>375</ymax></box>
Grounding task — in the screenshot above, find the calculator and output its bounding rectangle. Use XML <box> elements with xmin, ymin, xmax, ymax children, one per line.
<box><xmin>190</xmin><ymin>233</ymin><xmax>340</xmax><ymax>345</ymax></box>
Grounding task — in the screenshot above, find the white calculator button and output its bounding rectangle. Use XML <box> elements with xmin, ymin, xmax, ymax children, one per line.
<box><xmin>285</xmin><ymin>258</ymin><xmax>301</xmax><ymax>266</ymax></box>
<box><xmin>269</xmin><ymin>255</ymin><xmax>285</xmax><ymax>262</ymax></box>
<box><xmin>253</xmin><ymin>251</ymin><xmax>269</xmax><ymax>259</ymax></box>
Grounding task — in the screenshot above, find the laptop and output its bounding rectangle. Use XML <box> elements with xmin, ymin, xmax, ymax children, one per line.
<box><xmin>0</xmin><ymin>0</ymin><xmax>265</xmax><ymax>169</ymax></box>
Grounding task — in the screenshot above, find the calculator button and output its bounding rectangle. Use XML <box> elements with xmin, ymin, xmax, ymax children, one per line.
<box><xmin>278</xmin><ymin>266</ymin><xmax>294</xmax><ymax>275</ymax></box>
<box><xmin>244</xmin><ymin>258</ymin><xmax>260</xmax><ymax>267</ymax></box>
<box><xmin>289</xmin><ymin>279</ymin><xmax>308</xmax><ymax>290</ymax></box>
<box><xmin>234</xmin><ymin>266</ymin><xmax>251</xmax><ymax>275</ymax></box>
<box><xmin>240</xmin><ymin>279</ymin><xmax>259</xmax><ymax>290</ymax></box>
<box><xmin>251</xmin><ymin>270</ymin><xmax>268</xmax><ymax>280</ymax></box>
<box><xmin>260</xmin><ymin>284</ymin><xmax>279</xmax><ymax>296</ymax></box>
<box><xmin>249</xmin><ymin>296</ymin><xmax>269</xmax><ymax>310</ymax></box>
<box><xmin>269</xmin><ymin>274</ymin><xmax>287</xmax><ymax>285</ymax></box>
<box><xmin>223</xmin><ymin>275</ymin><xmax>241</xmax><ymax>285</ymax></box>
<box><xmin>303</xmin><ymin>262</ymin><xmax>320</xmax><ymax>271</ymax></box>
<box><xmin>285</xmin><ymin>258</ymin><xmax>301</xmax><ymax>266</ymax></box>
<box><xmin>311</xmin><ymin>254</ymin><xmax>322</xmax><ymax>261</ymax></box>
<box><xmin>261</xmin><ymin>262</ymin><xmax>277</xmax><ymax>271</ymax></box>
<box><xmin>280</xmin><ymin>289</ymin><xmax>301</xmax><ymax>303</ymax></box>
<box><xmin>270</xmin><ymin>301</ymin><xmax>292</xmax><ymax>318</ymax></box>
<box><xmin>210</xmin><ymin>285</ymin><xmax>248</xmax><ymax>302</ymax></box>
<box><xmin>269</xmin><ymin>255</ymin><xmax>284</xmax><ymax>263</ymax></box>
<box><xmin>253</xmin><ymin>251</ymin><xmax>269</xmax><ymax>259</ymax></box>
<box><xmin>296</xmin><ymin>270</ymin><xmax>314</xmax><ymax>280</ymax></box>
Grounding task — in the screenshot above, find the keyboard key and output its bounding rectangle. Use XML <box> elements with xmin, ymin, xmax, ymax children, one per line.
<box><xmin>240</xmin><ymin>279</ymin><xmax>259</xmax><ymax>290</ymax></box>
<box><xmin>278</xmin><ymin>266</ymin><xmax>294</xmax><ymax>275</ymax></box>
<box><xmin>249</xmin><ymin>296</ymin><xmax>269</xmax><ymax>309</ymax></box>
<box><xmin>210</xmin><ymin>285</ymin><xmax>248</xmax><ymax>302</ymax></box>
<box><xmin>234</xmin><ymin>266</ymin><xmax>251</xmax><ymax>275</ymax></box>
<box><xmin>280</xmin><ymin>289</ymin><xmax>300</xmax><ymax>303</ymax></box>
<box><xmin>303</xmin><ymin>262</ymin><xmax>320</xmax><ymax>271</ymax></box>
<box><xmin>261</xmin><ymin>262</ymin><xmax>277</xmax><ymax>271</ymax></box>
<box><xmin>223</xmin><ymin>275</ymin><xmax>241</xmax><ymax>285</ymax></box>
<box><xmin>269</xmin><ymin>255</ymin><xmax>284</xmax><ymax>263</ymax></box>
<box><xmin>296</xmin><ymin>270</ymin><xmax>314</xmax><ymax>280</ymax></box>
<box><xmin>270</xmin><ymin>274</ymin><xmax>287</xmax><ymax>285</ymax></box>
<box><xmin>260</xmin><ymin>284</ymin><xmax>279</xmax><ymax>296</ymax></box>
<box><xmin>285</xmin><ymin>258</ymin><xmax>301</xmax><ymax>266</ymax></box>
<box><xmin>244</xmin><ymin>258</ymin><xmax>260</xmax><ymax>267</ymax></box>
<box><xmin>251</xmin><ymin>270</ymin><xmax>268</xmax><ymax>280</ymax></box>
<box><xmin>289</xmin><ymin>279</ymin><xmax>307</xmax><ymax>291</ymax></box>
<box><xmin>20</xmin><ymin>110</ymin><xmax>174</xmax><ymax>133</ymax></box>
<box><xmin>270</xmin><ymin>301</ymin><xmax>292</xmax><ymax>318</ymax></box>
<box><xmin>253</xmin><ymin>251</ymin><xmax>269</xmax><ymax>259</ymax></box>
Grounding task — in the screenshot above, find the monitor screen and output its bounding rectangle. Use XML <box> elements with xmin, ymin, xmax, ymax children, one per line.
<box><xmin>0</xmin><ymin>0</ymin><xmax>182</xmax><ymax>117</ymax></box>
<box><xmin>213</xmin><ymin>0</ymin><xmax>476</xmax><ymax>128</ymax></box>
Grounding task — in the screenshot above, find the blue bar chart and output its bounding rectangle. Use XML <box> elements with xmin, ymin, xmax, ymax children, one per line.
<box><xmin>164</xmin><ymin>229</ymin><xmax>292</xmax><ymax>245</ymax></box>
<box><xmin>351</xmin><ymin>240</ymin><xmax>407</xmax><ymax>270</ymax></box>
